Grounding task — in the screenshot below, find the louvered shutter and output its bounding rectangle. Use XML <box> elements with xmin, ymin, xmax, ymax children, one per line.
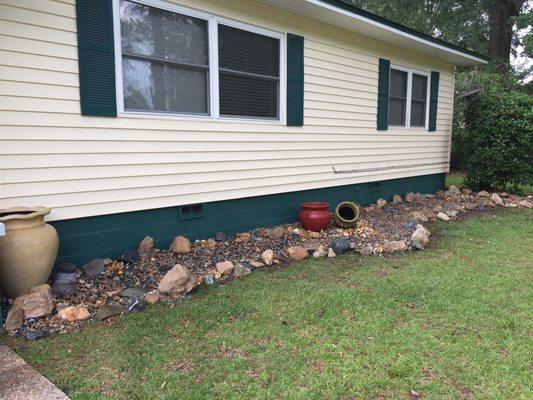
<box><xmin>287</xmin><ymin>34</ymin><xmax>304</xmax><ymax>126</ymax></box>
<box><xmin>377</xmin><ymin>58</ymin><xmax>390</xmax><ymax>131</ymax></box>
<box><xmin>428</xmin><ymin>71</ymin><xmax>440</xmax><ymax>132</ymax></box>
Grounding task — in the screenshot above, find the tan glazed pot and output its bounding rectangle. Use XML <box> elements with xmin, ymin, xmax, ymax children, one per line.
<box><xmin>0</xmin><ymin>207</ymin><xmax>59</xmax><ymax>299</ymax></box>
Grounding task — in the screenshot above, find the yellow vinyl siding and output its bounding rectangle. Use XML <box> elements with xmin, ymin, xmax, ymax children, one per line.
<box><xmin>0</xmin><ymin>0</ymin><xmax>455</xmax><ymax>221</ymax></box>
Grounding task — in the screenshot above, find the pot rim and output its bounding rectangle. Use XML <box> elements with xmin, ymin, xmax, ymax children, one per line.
<box><xmin>0</xmin><ymin>206</ymin><xmax>51</xmax><ymax>222</ymax></box>
<box><xmin>301</xmin><ymin>201</ymin><xmax>330</xmax><ymax>210</ymax></box>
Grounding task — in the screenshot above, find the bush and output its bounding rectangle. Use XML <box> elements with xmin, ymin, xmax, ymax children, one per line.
<box><xmin>463</xmin><ymin>82</ymin><xmax>533</xmax><ymax>191</ymax></box>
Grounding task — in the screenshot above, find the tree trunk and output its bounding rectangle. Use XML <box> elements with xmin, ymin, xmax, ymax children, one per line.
<box><xmin>488</xmin><ymin>0</ymin><xmax>524</xmax><ymax>68</ymax></box>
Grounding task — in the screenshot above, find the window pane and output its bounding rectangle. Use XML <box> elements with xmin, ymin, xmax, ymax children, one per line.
<box><xmin>390</xmin><ymin>69</ymin><xmax>407</xmax><ymax>98</ymax></box>
<box><xmin>218</xmin><ymin>25</ymin><xmax>280</xmax><ymax>77</ymax></box>
<box><xmin>123</xmin><ymin>58</ymin><xmax>208</xmax><ymax>114</ymax></box>
<box><xmin>389</xmin><ymin>98</ymin><xmax>406</xmax><ymax>126</ymax></box>
<box><xmin>410</xmin><ymin>100</ymin><xmax>426</xmax><ymax>127</ymax></box>
<box><xmin>412</xmin><ymin>74</ymin><xmax>428</xmax><ymax>101</ymax></box>
<box><xmin>220</xmin><ymin>73</ymin><xmax>278</xmax><ymax>118</ymax></box>
<box><xmin>120</xmin><ymin>0</ymin><xmax>208</xmax><ymax>65</ymax></box>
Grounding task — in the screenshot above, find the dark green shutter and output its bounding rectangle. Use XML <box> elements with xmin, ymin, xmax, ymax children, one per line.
<box><xmin>76</xmin><ymin>0</ymin><xmax>117</xmax><ymax>116</ymax></box>
<box><xmin>287</xmin><ymin>33</ymin><xmax>304</xmax><ymax>126</ymax></box>
<box><xmin>377</xmin><ymin>58</ymin><xmax>390</xmax><ymax>131</ymax></box>
<box><xmin>428</xmin><ymin>71</ymin><xmax>440</xmax><ymax>131</ymax></box>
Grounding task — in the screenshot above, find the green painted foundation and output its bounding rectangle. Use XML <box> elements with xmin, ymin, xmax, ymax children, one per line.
<box><xmin>51</xmin><ymin>173</ymin><xmax>445</xmax><ymax>266</ymax></box>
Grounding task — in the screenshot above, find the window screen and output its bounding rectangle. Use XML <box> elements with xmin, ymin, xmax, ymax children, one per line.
<box><xmin>120</xmin><ymin>0</ymin><xmax>209</xmax><ymax>114</ymax></box>
<box><xmin>388</xmin><ymin>69</ymin><xmax>408</xmax><ymax>126</ymax></box>
<box><xmin>218</xmin><ymin>24</ymin><xmax>280</xmax><ymax>119</ymax></box>
<box><xmin>410</xmin><ymin>74</ymin><xmax>428</xmax><ymax>127</ymax></box>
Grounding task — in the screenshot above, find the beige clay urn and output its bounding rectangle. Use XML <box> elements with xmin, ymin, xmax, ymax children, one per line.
<box><xmin>0</xmin><ymin>207</ymin><xmax>59</xmax><ymax>299</ymax></box>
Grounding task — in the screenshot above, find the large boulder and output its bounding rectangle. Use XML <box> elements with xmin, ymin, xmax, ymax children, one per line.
<box><xmin>158</xmin><ymin>264</ymin><xmax>197</xmax><ymax>297</ymax></box>
<box><xmin>12</xmin><ymin>284</ymin><xmax>54</xmax><ymax>319</ymax></box>
<box><xmin>169</xmin><ymin>236</ymin><xmax>191</xmax><ymax>254</ymax></box>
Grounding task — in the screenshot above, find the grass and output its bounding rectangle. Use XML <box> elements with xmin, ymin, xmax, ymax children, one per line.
<box><xmin>446</xmin><ymin>173</ymin><xmax>533</xmax><ymax>194</ymax></box>
<box><xmin>2</xmin><ymin>210</ymin><xmax>532</xmax><ymax>399</ymax></box>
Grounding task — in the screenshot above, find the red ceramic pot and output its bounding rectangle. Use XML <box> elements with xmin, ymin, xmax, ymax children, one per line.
<box><xmin>299</xmin><ymin>202</ymin><xmax>331</xmax><ymax>232</ymax></box>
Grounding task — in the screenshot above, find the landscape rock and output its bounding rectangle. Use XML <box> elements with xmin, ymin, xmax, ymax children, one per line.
<box><xmin>382</xmin><ymin>240</ymin><xmax>407</xmax><ymax>253</ymax></box>
<box><xmin>234</xmin><ymin>263</ymin><xmax>252</xmax><ymax>277</ymax></box>
<box><xmin>356</xmin><ymin>245</ymin><xmax>374</xmax><ymax>256</ymax></box>
<box><xmin>376</xmin><ymin>198</ymin><xmax>387</xmax><ymax>207</ymax></box>
<box><xmin>235</xmin><ymin>232</ymin><xmax>251</xmax><ymax>243</ymax></box>
<box><xmin>411</xmin><ymin>211</ymin><xmax>429</xmax><ymax>222</ymax></box>
<box><xmin>331</xmin><ymin>238</ymin><xmax>350</xmax><ymax>255</ymax></box>
<box><xmin>126</xmin><ymin>297</ymin><xmax>145</xmax><ymax>313</ymax></box>
<box><xmin>83</xmin><ymin>258</ymin><xmax>105</xmax><ymax>277</ymax></box>
<box><xmin>249</xmin><ymin>261</ymin><xmax>265</xmax><ymax>269</ymax></box>
<box><xmin>327</xmin><ymin>247</ymin><xmax>336</xmax><ymax>258</ymax></box>
<box><xmin>445</xmin><ymin>185</ymin><xmax>461</xmax><ymax>196</ymax></box>
<box><xmin>5</xmin><ymin>307</ymin><xmax>24</xmax><ymax>331</ymax></box>
<box><xmin>405</xmin><ymin>192</ymin><xmax>415</xmax><ymax>203</ymax></box>
<box><xmin>144</xmin><ymin>291</ymin><xmax>160</xmax><ymax>304</ymax></box>
<box><xmin>446</xmin><ymin>210</ymin><xmax>459</xmax><ymax>218</ymax></box>
<box><xmin>216</xmin><ymin>261</ymin><xmax>234</xmax><ymax>275</ymax></box>
<box><xmin>491</xmin><ymin>193</ymin><xmax>504</xmax><ymax>206</ymax></box>
<box><xmin>204</xmin><ymin>274</ymin><xmax>215</xmax><ymax>285</ymax></box>
<box><xmin>477</xmin><ymin>190</ymin><xmax>490</xmax><ymax>198</ymax></box>
<box><xmin>465</xmin><ymin>203</ymin><xmax>477</xmax><ymax>210</ymax></box>
<box><xmin>58</xmin><ymin>263</ymin><xmax>77</xmax><ymax>273</ymax></box>
<box><xmin>120</xmin><ymin>249</ymin><xmax>140</xmax><ymax>264</ymax></box>
<box><xmin>262</xmin><ymin>249</ymin><xmax>274</xmax><ymax>266</ymax></box>
<box><xmin>58</xmin><ymin>306</ymin><xmax>91</xmax><ymax>322</ymax></box>
<box><xmin>215</xmin><ymin>232</ymin><xmax>228</xmax><ymax>242</ymax></box>
<box><xmin>169</xmin><ymin>236</ymin><xmax>191</xmax><ymax>254</ymax></box>
<box><xmin>12</xmin><ymin>284</ymin><xmax>54</xmax><ymax>319</ymax></box>
<box><xmin>519</xmin><ymin>199</ymin><xmax>532</xmax><ymax>208</ymax></box>
<box><xmin>25</xmin><ymin>330</ymin><xmax>48</xmax><ymax>340</ymax></box>
<box><xmin>158</xmin><ymin>264</ymin><xmax>198</xmax><ymax>296</ymax></box>
<box><xmin>313</xmin><ymin>245</ymin><xmax>327</xmax><ymax>258</ymax></box>
<box><xmin>138</xmin><ymin>236</ymin><xmax>154</xmax><ymax>259</ymax></box>
<box><xmin>437</xmin><ymin>212</ymin><xmax>451</xmax><ymax>221</ymax></box>
<box><xmin>268</xmin><ymin>226</ymin><xmax>285</xmax><ymax>240</ymax></box>
<box><xmin>411</xmin><ymin>225</ymin><xmax>431</xmax><ymax>250</ymax></box>
<box><xmin>119</xmin><ymin>287</ymin><xmax>147</xmax><ymax>298</ymax></box>
<box><xmin>287</xmin><ymin>246</ymin><xmax>308</xmax><ymax>261</ymax></box>
<box><xmin>95</xmin><ymin>304</ymin><xmax>123</xmax><ymax>321</ymax></box>
<box><xmin>392</xmin><ymin>194</ymin><xmax>403</xmax><ymax>204</ymax></box>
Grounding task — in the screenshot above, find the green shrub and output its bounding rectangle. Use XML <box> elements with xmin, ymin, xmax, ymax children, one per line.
<box><xmin>463</xmin><ymin>83</ymin><xmax>533</xmax><ymax>191</ymax></box>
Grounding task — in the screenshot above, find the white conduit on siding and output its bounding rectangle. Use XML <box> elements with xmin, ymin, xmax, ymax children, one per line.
<box><xmin>331</xmin><ymin>162</ymin><xmax>449</xmax><ymax>174</ymax></box>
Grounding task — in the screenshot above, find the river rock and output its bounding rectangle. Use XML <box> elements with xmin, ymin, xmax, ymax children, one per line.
<box><xmin>287</xmin><ymin>246</ymin><xmax>308</xmax><ymax>261</ymax></box>
<box><xmin>268</xmin><ymin>226</ymin><xmax>285</xmax><ymax>240</ymax></box>
<box><xmin>491</xmin><ymin>193</ymin><xmax>504</xmax><ymax>206</ymax></box>
<box><xmin>158</xmin><ymin>264</ymin><xmax>198</xmax><ymax>296</ymax></box>
<box><xmin>215</xmin><ymin>261</ymin><xmax>233</xmax><ymax>276</ymax></box>
<box><xmin>58</xmin><ymin>306</ymin><xmax>91</xmax><ymax>322</ymax></box>
<box><xmin>83</xmin><ymin>258</ymin><xmax>105</xmax><ymax>277</ymax></box>
<box><xmin>437</xmin><ymin>212</ymin><xmax>450</xmax><ymax>221</ymax></box>
<box><xmin>331</xmin><ymin>238</ymin><xmax>350</xmax><ymax>255</ymax></box>
<box><xmin>12</xmin><ymin>284</ymin><xmax>54</xmax><ymax>319</ymax></box>
<box><xmin>262</xmin><ymin>250</ymin><xmax>274</xmax><ymax>266</ymax></box>
<box><xmin>138</xmin><ymin>236</ymin><xmax>154</xmax><ymax>259</ymax></box>
<box><xmin>95</xmin><ymin>304</ymin><xmax>123</xmax><ymax>321</ymax></box>
<box><xmin>169</xmin><ymin>236</ymin><xmax>191</xmax><ymax>254</ymax></box>
<box><xmin>382</xmin><ymin>240</ymin><xmax>407</xmax><ymax>253</ymax></box>
<box><xmin>5</xmin><ymin>307</ymin><xmax>24</xmax><ymax>331</ymax></box>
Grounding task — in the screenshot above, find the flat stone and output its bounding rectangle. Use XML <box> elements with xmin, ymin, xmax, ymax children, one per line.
<box><xmin>249</xmin><ymin>261</ymin><xmax>265</xmax><ymax>269</ymax></box>
<box><xmin>262</xmin><ymin>249</ymin><xmax>274</xmax><ymax>266</ymax></box>
<box><xmin>268</xmin><ymin>226</ymin><xmax>285</xmax><ymax>240</ymax></box>
<box><xmin>58</xmin><ymin>306</ymin><xmax>91</xmax><ymax>322</ymax></box>
<box><xmin>216</xmin><ymin>261</ymin><xmax>234</xmax><ymax>275</ymax></box>
<box><xmin>331</xmin><ymin>238</ymin><xmax>350</xmax><ymax>255</ymax></box>
<box><xmin>234</xmin><ymin>263</ymin><xmax>252</xmax><ymax>277</ymax></box>
<box><xmin>287</xmin><ymin>246</ymin><xmax>308</xmax><ymax>261</ymax></box>
<box><xmin>169</xmin><ymin>236</ymin><xmax>191</xmax><ymax>254</ymax></box>
<box><xmin>119</xmin><ymin>287</ymin><xmax>147</xmax><ymax>298</ymax></box>
<box><xmin>0</xmin><ymin>345</ymin><xmax>69</xmax><ymax>400</ymax></box>
<box><xmin>382</xmin><ymin>240</ymin><xmax>407</xmax><ymax>253</ymax></box>
<box><xmin>95</xmin><ymin>304</ymin><xmax>123</xmax><ymax>321</ymax></box>
<box><xmin>138</xmin><ymin>236</ymin><xmax>154</xmax><ymax>259</ymax></box>
<box><xmin>83</xmin><ymin>258</ymin><xmax>105</xmax><ymax>277</ymax></box>
<box><xmin>158</xmin><ymin>264</ymin><xmax>198</xmax><ymax>297</ymax></box>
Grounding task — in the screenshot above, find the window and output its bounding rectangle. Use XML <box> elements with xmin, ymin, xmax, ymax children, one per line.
<box><xmin>388</xmin><ymin>67</ymin><xmax>429</xmax><ymax>128</ymax></box>
<box><xmin>116</xmin><ymin>0</ymin><xmax>283</xmax><ymax>120</ymax></box>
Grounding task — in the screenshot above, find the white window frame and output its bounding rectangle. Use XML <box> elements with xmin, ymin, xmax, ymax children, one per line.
<box><xmin>388</xmin><ymin>64</ymin><xmax>430</xmax><ymax>129</ymax></box>
<box><xmin>112</xmin><ymin>0</ymin><xmax>286</xmax><ymax>123</ymax></box>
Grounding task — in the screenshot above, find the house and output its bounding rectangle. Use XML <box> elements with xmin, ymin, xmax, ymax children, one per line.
<box><xmin>0</xmin><ymin>0</ymin><xmax>487</xmax><ymax>265</ymax></box>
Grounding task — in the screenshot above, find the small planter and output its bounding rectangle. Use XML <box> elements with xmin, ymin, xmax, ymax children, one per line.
<box><xmin>0</xmin><ymin>207</ymin><xmax>59</xmax><ymax>299</ymax></box>
<box><xmin>333</xmin><ymin>201</ymin><xmax>360</xmax><ymax>228</ymax></box>
<box><xmin>299</xmin><ymin>202</ymin><xmax>331</xmax><ymax>232</ymax></box>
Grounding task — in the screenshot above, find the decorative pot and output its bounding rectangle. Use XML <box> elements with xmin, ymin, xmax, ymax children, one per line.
<box><xmin>333</xmin><ymin>201</ymin><xmax>360</xmax><ymax>229</ymax></box>
<box><xmin>0</xmin><ymin>207</ymin><xmax>59</xmax><ymax>299</ymax></box>
<box><xmin>299</xmin><ymin>202</ymin><xmax>331</xmax><ymax>232</ymax></box>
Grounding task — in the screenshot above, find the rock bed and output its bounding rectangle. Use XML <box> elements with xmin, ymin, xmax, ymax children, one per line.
<box><xmin>1</xmin><ymin>188</ymin><xmax>531</xmax><ymax>338</ymax></box>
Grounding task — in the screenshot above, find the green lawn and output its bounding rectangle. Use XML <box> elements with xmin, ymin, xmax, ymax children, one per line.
<box><xmin>3</xmin><ymin>211</ymin><xmax>532</xmax><ymax>399</ymax></box>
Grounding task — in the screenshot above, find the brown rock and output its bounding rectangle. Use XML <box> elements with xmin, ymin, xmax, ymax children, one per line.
<box><xmin>249</xmin><ymin>261</ymin><xmax>265</xmax><ymax>269</ymax></box>
<box><xmin>12</xmin><ymin>284</ymin><xmax>54</xmax><ymax>319</ymax></box>
<box><xmin>216</xmin><ymin>261</ymin><xmax>234</xmax><ymax>275</ymax></box>
<box><xmin>169</xmin><ymin>236</ymin><xmax>191</xmax><ymax>254</ymax></box>
<box><xmin>287</xmin><ymin>246</ymin><xmax>308</xmax><ymax>261</ymax></box>
<box><xmin>356</xmin><ymin>245</ymin><xmax>374</xmax><ymax>256</ymax></box>
<box><xmin>437</xmin><ymin>212</ymin><xmax>450</xmax><ymax>221</ymax></box>
<box><xmin>268</xmin><ymin>227</ymin><xmax>285</xmax><ymax>240</ymax></box>
<box><xmin>477</xmin><ymin>190</ymin><xmax>490</xmax><ymax>198</ymax></box>
<box><xmin>518</xmin><ymin>199</ymin><xmax>532</xmax><ymax>208</ymax></box>
<box><xmin>5</xmin><ymin>307</ymin><xmax>24</xmax><ymax>331</ymax></box>
<box><xmin>58</xmin><ymin>306</ymin><xmax>91</xmax><ymax>322</ymax></box>
<box><xmin>376</xmin><ymin>198</ymin><xmax>387</xmax><ymax>207</ymax></box>
<box><xmin>465</xmin><ymin>203</ymin><xmax>477</xmax><ymax>210</ymax></box>
<box><xmin>262</xmin><ymin>249</ymin><xmax>274</xmax><ymax>266</ymax></box>
<box><xmin>392</xmin><ymin>194</ymin><xmax>403</xmax><ymax>204</ymax></box>
<box><xmin>411</xmin><ymin>211</ymin><xmax>429</xmax><ymax>222</ymax></box>
<box><xmin>405</xmin><ymin>192</ymin><xmax>415</xmax><ymax>203</ymax></box>
<box><xmin>158</xmin><ymin>264</ymin><xmax>197</xmax><ymax>297</ymax></box>
<box><xmin>491</xmin><ymin>193</ymin><xmax>504</xmax><ymax>206</ymax></box>
<box><xmin>235</xmin><ymin>232</ymin><xmax>252</xmax><ymax>243</ymax></box>
<box><xmin>144</xmin><ymin>291</ymin><xmax>160</xmax><ymax>305</ymax></box>
<box><xmin>206</xmin><ymin>238</ymin><xmax>217</xmax><ymax>249</ymax></box>
<box><xmin>382</xmin><ymin>240</ymin><xmax>407</xmax><ymax>253</ymax></box>
<box><xmin>138</xmin><ymin>236</ymin><xmax>154</xmax><ymax>259</ymax></box>
<box><xmin>309</xmin><ymin>231</ymin><xmax>321</xmax><ymax>239</ymax></box>
<box><xmin>411</xmin><ymin>225</ymin><xmax>430</xmax><ymax>250</ymax></box>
